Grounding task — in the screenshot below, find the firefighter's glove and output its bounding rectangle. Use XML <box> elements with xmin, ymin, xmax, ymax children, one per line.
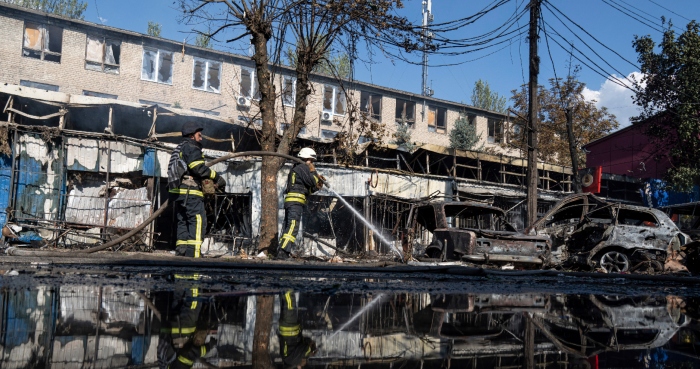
<box><xmin>216</xmin><ymin>176</ymin><xmax>226</xmax><ymax>189</ymax></box>
<box><xmin>316</xmin><ymin>175</ymin><xmax>326</xmax><ymax>190</ymax></box>
<box><xmin>308</xmin><ymin>340</ymin><xmax>318</xmax><ymax>356</ymax></box>
<box><xmin>209</xmin><ymin>337</ymin><xmax>218</xmax><ymax>346</ymax></box>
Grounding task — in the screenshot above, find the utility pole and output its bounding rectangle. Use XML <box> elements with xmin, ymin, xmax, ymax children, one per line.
<box><xmin>420</xmin><ymin>0</ymin><xmax>434</xmax><ymax>120</ymax></box>
<box><xmin>526</xmin><ymin>0</ymin><xmax>541</xmax><ymax>227</ymax></box>
<box><xmin>565</xmin><ymin>105</ymin><xmax>582</xmax><ymax>193</ymax></box>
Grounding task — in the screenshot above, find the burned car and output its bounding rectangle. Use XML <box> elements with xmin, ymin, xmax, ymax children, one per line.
<box><xmin>527</xmin><ymin>194</ymin><xmax>690</xmax><ymax>273</ymax></box>
<box><xmin>405</xmin><ymin>201</ymin><xmax>551</xmax><ymax>266</ymax></box>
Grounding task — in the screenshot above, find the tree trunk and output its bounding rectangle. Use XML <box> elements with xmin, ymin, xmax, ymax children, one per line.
<box><xmin>250</xmin><ymin>25</ymin><xmax>281</xmax><ymax>254</ymax></box>
<box><xmin>566</xmin><ymin>107</ymin><xmax>582</xmax><ymax>193</ymax></box>
<box><xmin>252</xmin><ymin>295</ymin><xmax>275</xmax><ymax>369</ymax></box>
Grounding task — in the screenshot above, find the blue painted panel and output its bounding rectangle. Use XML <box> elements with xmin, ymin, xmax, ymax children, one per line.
<box><xmin>131</xmin><ymin>335</ymin><xmax>145</xmax><ymax>364</ymax></box>
<box><xmin>642</xmin><ymin>179</ymin><xmax>700</xmax><ymax>208</ymax></box>
<box><xmin>142</xmin><ymin>147</ymin><xmax>159</xmax><ymax>176</ymax></box>
<box><xmin>0</xmin><ymin>153</ymin><xmax>11</xmax><ymax>227</ymax></box>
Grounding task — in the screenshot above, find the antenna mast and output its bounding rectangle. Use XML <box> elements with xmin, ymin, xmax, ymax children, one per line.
<box><xmin>421</xmin><ymin>0</ymin><xmax>433</xmax><ymax>97</ymax></box>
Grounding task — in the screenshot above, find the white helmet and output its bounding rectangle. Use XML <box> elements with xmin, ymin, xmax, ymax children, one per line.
<box><xmin>297</xmin><ymin>147</ymin><xmax>317</xmax><ymax>160</ymax></box>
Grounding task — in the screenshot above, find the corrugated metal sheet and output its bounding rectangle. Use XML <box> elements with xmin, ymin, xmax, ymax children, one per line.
<box><xmin>0</xmin><ymin>153</ymin><xmax>12</xmax><ymax>227</ymax></box>
<box><xmin>66</xmin><ymin>138</ymin><xmax>143</xmax><ymax>173</ymax></box>
<box><xmin>15</xmin><ymin>135</ymin><xmax>62</xmax><ymax>219</ymax></box>
<box><xmin>65</xmin><ymin>184</ymin><xmax>151</xmax><ymax>229</ymax></box>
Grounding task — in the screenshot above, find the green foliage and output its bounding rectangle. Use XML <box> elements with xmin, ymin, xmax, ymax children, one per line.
<box><xmin>509</xmin><ymin>77</ymin><xmax>618</xmax><ymax>166</ymax></box>
<box><xmin>633</xmin><ymin>21</ymin><xmax>700</xmax><ymax>191</ymax></box>
<box><xmin>287</xmin><ymin>45</ymin><xmax>351</xmax><ymax>79</ymax></box>
<box><xmin>392</xmin><ymin>120</ymin><xmax>415</xmax><ymax>151</ymax></box>
<box><xmin>449</xmin><ymin>114</ymin><xmax>481</xmax><ymax>151</ymax></box>
<box><xmin>147</xmin><ymin>21</ymin><xmax>162</xmax><ymax>37</ymax></box>
<box><xmin>471</xmin><ymin>79</ymin><xmax>507</xmax><ymax>113</ymax></box>
<box><xmin>3</xmin><ymin>0</ymin><xmax>87</xmax><ymax>19</ymax></box>
<box><xmin>194</xmin><ymin>33</ymin><xmax>212</xmax><ymax>48</ymax></box>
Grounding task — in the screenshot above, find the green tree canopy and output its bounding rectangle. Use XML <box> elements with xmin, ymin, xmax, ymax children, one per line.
<box><xmin>449</xmin><ymin>114</ymin><xmax>481</xmax><ymax>151</ymax></box>
<box><xmin>509</xmin><ymin>77</ymin><xmax>618</xmax><ymax>167</ymax></box>
<box><xmin>471</xmin><ymin>79</ymin><xmax>507</xmax><ymax>113</ymax></box>
<box><xmin>3</xmin><ymin>0</ymin><xmax>87</xmax><ymax>19</ymax></box>
<box><xmin>147</xmin><ymin>21</ymin><xmax>162</xmax><ymax>37</ymax></box>
<box><xmin>633</xmin><ymin>21</ymin><xmax>700</xmax><ymax>191</ymax></box>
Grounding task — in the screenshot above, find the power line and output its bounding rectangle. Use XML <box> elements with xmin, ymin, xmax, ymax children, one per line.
<box><xmin>600</xmin><ymin>0</ymin><xmax>664</xmax><ymax>33</ymax></box>
<box><xmin>647</xmin><ymin>0</ymin><xmax>692</xmax><ymax>23</ymax></box>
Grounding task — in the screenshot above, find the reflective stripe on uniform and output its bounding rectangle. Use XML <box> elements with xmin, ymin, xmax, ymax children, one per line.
<box><xmin>195</xmin><ymin>214</ymin><xmax>202</xmax><ymax>258</ymax></box>
<box><xmin>279</xmin><ymin>324</ymin><xmax>301</xmax><ymax>336</ymax></box>
<box><xmin>177</xmin><ymin>355</ymin><xmax>194</xmax><ymax>365</ymax></box>
<box><xmin>161</xmin><ymin>326</ymin><xmax>196</xmax><ymax>334</ymax></box>
<box><xmin>201</xmin><ymin>346</ymin><xmax>207</xmax><ymax>357</ymax></box>
<box><xmin>176</xmin><ymin>240</ymin><xmax>203</xmax><ymax>246</ymax></box>
<box><xmin>188</xmin><ymin>160</ymin><xmax>205</xmax><ymax>169</ymax></box>
<box><xmin>280</xmin><ymin>220</ymin><xmax>296</xmax><ymax>249</ymax></box>
<box><xmin>209</xmin><ymin>170</ymin><xmax>217</xmax><ymax>179</ymax></box>
<box><xmin>284</xmin><ymin>291</ymin><xmax>293</xmax><ymax>310</ymax></box>
<box><xmin>169</xmin><ymin>188</ymin><xmax>204</xmax><ymax>197</ymax></box>
<box><xmin>284</xmin><ymin>192</ymin><xmax>306</xmax><ymax>204</ymax></box>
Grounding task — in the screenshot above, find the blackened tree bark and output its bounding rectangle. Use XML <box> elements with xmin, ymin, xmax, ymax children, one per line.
<box><xmin>252</xmin><ymin>295</ymin><xmax>274</xmax><ymax>369</ymax></box>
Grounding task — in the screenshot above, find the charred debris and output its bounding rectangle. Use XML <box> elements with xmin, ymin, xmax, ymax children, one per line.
<box><xmin>2</xmin><ymin>84</ymin><xmax>694</xmax><ymax>276</ymax></box>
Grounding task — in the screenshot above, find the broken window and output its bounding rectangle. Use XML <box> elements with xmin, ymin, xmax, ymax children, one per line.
<box><xmin>83</xmin><ymin>90</ymin><xmax>117</xmax><ymax>99</ymax></box>
<box><xmin>23</xmin><ymin>22</ymin><xmax>63</xmax><ymax>62</ymax></box>
<box><xmin>141</xmin><ymin>47</ymin><xmax>173</xmax><ymax>84</ymax></box>
<box><xmin>282</xmin><ymin>76</ymin><xmax>295</xmax><ymax>106</ymax></box>
<box><xmin>395</xmin><ymin>99</ymin><xmax>416</xmax><ymax>124</ymax></box>
<box><xmin>280</xmin><ymin>123</ymin><xmax>306</xmax><ymax>135</ymax></box>
<box><xmin>138</xmin><ymin>99</ymin><xmax>171</xmax><ymax>108</ymax></box>
<box><xmin>361</xmin><ymin>91</ymin><xmax>382</xmax><ymax>121</ymax></box>
<box><xmin>20</xmin><ymin>80</ymin><xmax>59</xmax><ymax>91</ymax></box>
<box><xmin>192</xmin><ymin>58</ymin><xmax>221</xmax><ymax>93</ymax></box>
<box><xmin>191</xmin><ymin>108</ymin><xmax>221</xmax><ymax>116</ymax></box>
<box><xmin>618</xmin><ymin>209</ymin><xmax>659</xmax><ymax>228</ymax></box>
<box><xmin>321</xmin><ymin>129</ymin><xmax>338</xmax><ymax>139</ymax></box>
<box><xmin>488</xmin><ymin>118</ymin><xmax>503</xmax><ymax>143</ymax></box>
<box><xmin>239</xmin><ymin>67</ymin><xmax>260</xmax><ymax>99</ymax></box>
<box><xmin>85</xmin><ymin>35</ymin><xmax>120</xmax><ymax>74</ymax></box>
<box><xmin>427</xmin><ymin>106</ymin><xmax>446</xmax><ymax>133</ymax></box>
<box><xmin>323</xmin><ymin>85</ymin><xmax>346</xmax><ymax>116</ymax></box>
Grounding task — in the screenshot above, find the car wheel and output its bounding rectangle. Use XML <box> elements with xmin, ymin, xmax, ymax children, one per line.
<box><xmin>600</xmin><ymin>250</ymin><xmax>630</xmax><ymax>273</ymax></box>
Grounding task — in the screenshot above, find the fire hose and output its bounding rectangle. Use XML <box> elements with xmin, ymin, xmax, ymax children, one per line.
<box><xmin>7</xmin><ymin>151</ymin><xmax>304</xmax><ymax>256</ymax></box>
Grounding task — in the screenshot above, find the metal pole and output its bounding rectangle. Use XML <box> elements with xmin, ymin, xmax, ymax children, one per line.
<box><xmin>526</xmin><ymin>0</ymin><xmax>541</xmax><ymax>227</ymax></box>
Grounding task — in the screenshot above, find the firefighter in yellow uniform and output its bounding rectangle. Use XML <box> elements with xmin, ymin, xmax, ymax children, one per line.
<box><xmin>277</xmin><ymin>147</ymin><xmax>324</xmax><ymax>259</ymax></box>
<box><xmin>167</xmin><ymin>121</ymin><xmax>226</xmax><ymax>257</ymax></box>
<box><xmin>278</xmin><ymin>290</ymin><xmax>317</xmax><ymax>368</ymax></box>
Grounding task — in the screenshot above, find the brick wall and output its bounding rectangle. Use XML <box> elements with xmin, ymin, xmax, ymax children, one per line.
<box><xmin>0</xmin><ymin>8</ymin><xmax>514</xmax><ymax>155</ymax></box>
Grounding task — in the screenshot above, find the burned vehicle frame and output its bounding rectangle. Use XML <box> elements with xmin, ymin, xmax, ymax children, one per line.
<box><xmin>405</xmin><ymin>201</ymin><xmax>551</xmax><ymax>266</ymax></box>
<box><xmin>527</xmin><ymin>194</ymin><xmax>689</xmax><ymax>273</ymax></box>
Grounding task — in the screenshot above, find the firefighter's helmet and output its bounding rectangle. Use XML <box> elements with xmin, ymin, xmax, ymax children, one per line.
<box><xmin>181</xmin><ymin>121</ymin><xmax>204</xmax><ymax>137</ymax></box>
<box><xmin>297</xmin><ymin>147</ymin><xmax>317</xmax><ymax>160</ymax></box>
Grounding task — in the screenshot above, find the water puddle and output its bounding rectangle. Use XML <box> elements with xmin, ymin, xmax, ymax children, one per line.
<box><xmin>1</xmin><ymin>270</ymin><xmax>699</xmax><ymax>368</ymax></box>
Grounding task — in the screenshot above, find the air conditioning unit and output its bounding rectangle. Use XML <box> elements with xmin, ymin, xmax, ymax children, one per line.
<box><xmin>237</xmin><ymin>96</ymin><xmax>251</xmax><ymax>107</ymax></box>
<box><xmin>321</xmin><ymin>111</ymin><xmax>332</xmax><ymax>121</ymax></box>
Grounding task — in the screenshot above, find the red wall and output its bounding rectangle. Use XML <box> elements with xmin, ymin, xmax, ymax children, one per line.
<box><xmin>584</xmin><ymin>122</ymin><xmax>672</xmax><ymax>180</ymax></box>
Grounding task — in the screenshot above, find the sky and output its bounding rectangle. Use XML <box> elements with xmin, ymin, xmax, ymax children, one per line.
<box><xmin>82</xmin><ymin>0</ymin><xmax>700</xmax><ymax>129</ymax></box>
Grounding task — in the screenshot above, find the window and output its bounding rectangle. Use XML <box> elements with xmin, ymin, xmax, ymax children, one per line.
<box><xmin>139</xmin><ymin>99</ymin><xmax>171</xmax><ymax>108</ymax></box>
<box><xmin>282</xmin><ymin>76</ymin><xmax>296</xmax><ymax>106</ymax></box>
<box><xmin>191</xmin><ymin>108</ymin><xmax>221</xmax><ymax>116</ymax></box>
<box><xmin>23</xmin><ymin>22</ymin><xmax>62</xmax><ymax>62</ymax></box>
<box><xmin>83</xmin><ymin>90</ymin><xmax>117</xmax><ymax>99</ymax></box>
<box><xmin>238</xmin><ymin>115</ymin><xmax>262</xmax><ymax>126</ymax></box>
<box><xmin>488</xmin><ymin>118</ymin><xmax>503</xmax><ymax>143</ymax></box>
<box><xmin>192</xmin><ymin>58</ymin><xmax>221</xmax><ymax>93</ymax></box>
<box><xmin>361</xmin><ymin>91</ymin><xmax>382</xmax><ymax>121</ymax></box>
<box><xmin>427</xmin><ymin>106</ymin><xmax>447</xmax><ymax>133</ymax></box>
<box><xmin>322</xmin><ymin>85</ymin><xmax>346</xmax><ymax>116</ymax></box>
<box><xmin>20</xmin><ymin>80</ymin><xmax>59</xmax><ymax>91</ymax></box>
<box><xmin>239</xmin><ymin>68</ymin><xmax>260</xmax><ymax>99</ymax></box>
<box><xmin>358</xmin><ymin>136</ymin><xmax>376</xmax><ymax>144</ymax></box>
<box><xmin>85</xmin><ymin>36</ymin><xmax>120</xmax><ymax>74</ymax></box>
<box><xmin>280</xmin><ymin>123</ymin><xmax>306</xmax><ymax>135</ymax></box>
<box><xmin>141</xmin><ymin>47</ymin><xmax>173</xmax><ymax>84</ymax></box>
<box><xmin>395</xmin><ymin>99</ymin><xmax>416</xmax><ymax>124</ymax></box>
<box><xmin>321</xmin><ymin>129</ymin><xmax>338</xmax><ymax>139</ymax></box>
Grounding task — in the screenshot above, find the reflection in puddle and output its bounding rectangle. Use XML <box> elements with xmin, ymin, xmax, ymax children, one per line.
<box><xmin>1</xmin><ymin>281</ymin><xmax>699</xmax><ymax>368</ymax></box>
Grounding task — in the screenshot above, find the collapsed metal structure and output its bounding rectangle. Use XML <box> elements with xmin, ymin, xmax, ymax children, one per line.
<box><xmin>0</xmin><ymin>83</ymin><xmax>640</xmax><ymax>257</ymax></box>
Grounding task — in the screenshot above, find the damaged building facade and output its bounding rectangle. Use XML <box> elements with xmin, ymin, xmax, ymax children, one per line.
<box><xmin>0</xmin><ymin>3</ymin><xmax>643</xmax><ymax>257</ymax></box>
